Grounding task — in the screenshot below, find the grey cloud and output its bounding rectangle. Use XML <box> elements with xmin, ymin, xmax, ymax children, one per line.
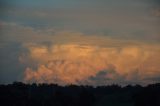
<box><xmin>89</xmin><ymin>71</ymin><xmax>111</xmax><ymax>81</ymax></box>
<box><xmin>88</xmin><ymin>69</ymin><xmax>125</xmax><ymax>86</ymax></box>
<box><xmin>0</xmin><ymin>42</ymin><xmax>26</xmax><ymax>84</ymax></box>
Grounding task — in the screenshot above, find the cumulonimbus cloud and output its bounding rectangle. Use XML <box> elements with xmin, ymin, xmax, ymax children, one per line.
<box><xmin>20</xmin><ymin>34</ymin><xmax>160</xmax><ymax>85</ymax></box>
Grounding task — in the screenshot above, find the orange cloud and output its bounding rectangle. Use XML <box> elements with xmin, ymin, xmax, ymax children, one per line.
<box><xmin>22</xmin><ymin>38</ymin><xmax>160</xmax><ymax>85</ymax></box>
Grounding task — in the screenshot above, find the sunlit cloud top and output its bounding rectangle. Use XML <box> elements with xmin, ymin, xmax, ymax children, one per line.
<box><xmin>0</xmin><ymin>0</ymin><xmax>160</xmax><ymax>85</ymax></box>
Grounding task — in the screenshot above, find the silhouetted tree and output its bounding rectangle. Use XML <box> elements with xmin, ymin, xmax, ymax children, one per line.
<box><xmin>0</xmin><ymin>82</ymin><xmax>160</xmax><ymax>106</ymax></box>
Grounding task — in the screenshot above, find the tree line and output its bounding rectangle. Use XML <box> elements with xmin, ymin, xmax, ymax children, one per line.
<box><xmin>0</xmin><ymin>82</ymin><xmax>160</xmax><ymax>106</ymax></box>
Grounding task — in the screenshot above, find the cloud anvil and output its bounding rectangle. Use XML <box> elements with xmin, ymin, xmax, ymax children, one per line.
<box><xmin>0</xmin><ymin>0</ymin><xmax>160</xmax><ymax>85</ymax></box>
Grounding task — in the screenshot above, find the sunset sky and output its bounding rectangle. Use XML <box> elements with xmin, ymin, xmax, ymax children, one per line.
<box><xmin>0</xmin><ymin>0</ymin><xmax>160</xmax><ymax>85</ymax></box>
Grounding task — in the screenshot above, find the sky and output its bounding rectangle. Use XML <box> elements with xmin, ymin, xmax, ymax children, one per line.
<box><xmin>0</xmin><ymin>0</ymin><xmax>160</xmax><ymax>85</ymax></box>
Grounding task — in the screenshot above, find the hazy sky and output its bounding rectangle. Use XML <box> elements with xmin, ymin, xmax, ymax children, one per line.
<box><xmin>0</xmin><ymin>0</ymin><xmax>160</xmax><ymax>85</ymax></box>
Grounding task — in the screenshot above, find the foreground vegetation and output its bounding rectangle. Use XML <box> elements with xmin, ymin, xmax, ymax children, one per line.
<box><xmin>0</xmin><ymin>82</ymin><xmax>160</xmax><ymax>106</ymax></box>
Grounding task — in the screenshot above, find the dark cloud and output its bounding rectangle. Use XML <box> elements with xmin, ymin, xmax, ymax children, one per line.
<box><xmin>89</xmin><ymin>70</ymin><xmax>111</xmax><ymax>81</ymax></box>
<box><xmin>145</xmin><ymin>76</ymin><xmax>160</xmax><ymax>82</ymax></box>
<box><xmin>88</xmin><ymin>69</ymin><xmax>125</xmax><ymax>85</ymax></box>
<box><xmin>0</xmin><ymin>42</ymin><xmax>25</xmax><ymax>84</ymax></box>
<box><xmin>153</xmin><ymin>0</ymin><xmax>160</xmax><ymax>6</ymax></box>
<box><xmin>0</xmin><ymin>0</ymin><xmax>10</xmax><ymax>10</ymax></box>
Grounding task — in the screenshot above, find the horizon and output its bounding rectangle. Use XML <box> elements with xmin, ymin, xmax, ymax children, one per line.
<box><xmin>1</xmin><ymin>81</ymin><xmax>160</xmax><ymax>88</ymax></box>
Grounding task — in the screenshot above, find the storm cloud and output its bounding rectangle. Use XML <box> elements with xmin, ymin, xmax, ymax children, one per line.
<box><xmin>20</xmin><ymin>34</ymin><xmax>160</xmax><ymax>85</ymax></box>
<box><xmin>0</xmin><ymin>0</ymin><xmax>160</xmax><ymax>85</ymax></box>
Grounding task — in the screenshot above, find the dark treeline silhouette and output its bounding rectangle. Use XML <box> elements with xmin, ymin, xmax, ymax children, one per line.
<box><xmin>0</xmin><ymin>82</ymin><xmax>160</xmax><ymax>106</ymax></box>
